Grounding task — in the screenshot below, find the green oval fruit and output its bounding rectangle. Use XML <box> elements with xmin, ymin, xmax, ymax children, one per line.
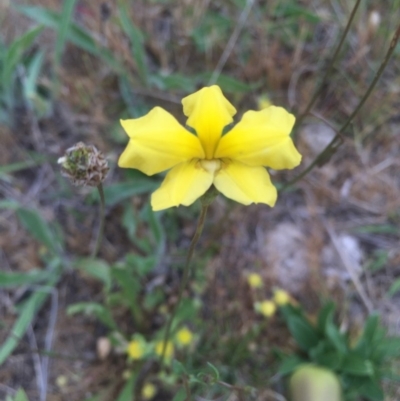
<box><xmin>290</xmin><ymin>364</ymin><xmax>342</xmax><ymax>401</ymax></box>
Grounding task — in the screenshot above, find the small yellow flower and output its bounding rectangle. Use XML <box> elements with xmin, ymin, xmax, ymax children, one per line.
<box><xmin>118</xmin><ymin>86</ymin><xmax>301</xmax><ymax>211</ymax></box>
<box><xmin>247</xmin><ymin>273</ymin><xmax>263</xmax><ymax>288</ymax></box>
<box><xmin>142</xmin><ymin>383</ymin><xmax>157</xmax><ymax>400</ymax></box>
<box><xmin>257</xmin><ymin>300</ymin><xmax>276</xmax><ymax>317</ymax></box>
<box><xmin>155</xmin><ymin>341</ymin><xmax>174</xmax><ymax>359</ymax></box>
<box><xmin>127</xmin><ymin>339</ymin><xmax>145</xmax><ymax>360</ymax></box>
<box><xmin>176</xmin><ymin>327</ymin><xmax>194</xmax><ymax>346</ymax></box>
<box><xmin>274</xmin><ymin>289</ymin><xmax>290</xmax><ymax>305</ymax></box>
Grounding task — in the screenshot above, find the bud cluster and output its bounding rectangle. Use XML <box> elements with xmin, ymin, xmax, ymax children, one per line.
<box><xmin>58</xmin><ymin>142</ymin><xmax>109</xmax><ymax>187</ymax></box>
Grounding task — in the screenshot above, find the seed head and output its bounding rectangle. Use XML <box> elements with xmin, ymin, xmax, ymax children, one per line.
<box><xmin>58</xmin><ymin>142</ymin><xmax>109</xmax><ymax>187</ymax></box>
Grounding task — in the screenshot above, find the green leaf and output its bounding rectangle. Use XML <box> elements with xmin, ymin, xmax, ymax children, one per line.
<box><xmin>359</xmin><ymin>379</ymin><xmax>384</xmax><ymax>401</ymax></box>
<box><xmin>340</xmin><ymin>354</ymin><xmax>374</xmax><ymax>376</ymax></box>
<box><xmin>111</xmin><ymin>265</ymin><xmax>140</xmax><ymax>301</ymax></box>
<box><xmin>0</xmin><ymin>269</ymin><xmax>48</xmax><ymax>288</ymax></box>
<box><xmin>388</xmin><ymin>278</ymin><xmax>400</xmax><ymax>297</ymax></box>
<box><xmin>0</xmin><ymin>155</ymin><xmax>47</xmax><ymax>176</ymax></box>
<box><xmin>143</xmin><ymin>203</ymin><xmax>165</xmax><ymax>258</ymax></box>
<box><xmin>150</xmin><ymin>73</ymin><xmax>196</xmax><ymax>92</ymax></box>
<box><xmin>172</xmin><ymin>388</ymin><xmax>187</xmax><ymax>401</ymax></box>
<box><xmin>54</xmin><ymin>0</ymin><xmax>78</xmax><ymax>68</ymax></box>
<box><xmin>16</xmin><ymin>207</ymin><xmax>62</xmax><ymax>255</ymax></box>
<box><xmin>207</xmin><ymin>362</ymin><xmax>220</xmax><ymax>381</ymax></box>
<box><xmin>2</xmin><ymin>25</ymin><xmax>43</xmax><ymax>92</ymax></box>
<box><xmin>287</xmin><ymin>316</ymin><xmax>320</xmax><ymax>351</ymax></box>
<box><xmin>316</xmin><ymin>350</ymin><xmax>343</xmax><ymax>370</ymax></box>
<box><xmin>353</xmin><ymin>224</ymin><xmax>399</xmax><ymax>235</ymax></box>
<box><xmin>375</xmin><ymin>337</ymin><xmax>400</xmax><ymax>358</ymax></box>
<box><xmin>316</xmin><ymin>302</ymin><xmax>335</xmax><ymax>334</ymax></box>
<box><xmin>93</xmin><ymin>177</ymin><xmax>157</xmax><ymax>207</ymax></box>
<box><xmin>122</xmin><ymin>202</ymin><xmax>137</xmax><ymax>241</ymax></box>
<box><xmin>67</xmin><ymin>302</ymin><xmax>117</xmax><ymax>330</ymax></box>
<box><xmin>116</xmin><ymin>374</ymin><xmax>136</xmax><ymax>401</ymax></box>
<box><xmin>23</xmin><ymin>50</ymin><xmax>44</xmax><ymax>100</ymax></box>
<box><xmin>172</xmin><ymin>359</ymin><xmax>188</xmax><ymax>376</ymax></box>
<box><xmin>118</xmin><ymin>2</ymin><xmax>148</xmax><ymax>85</ymax></box>
<box><xmin>363</xmin><ymin>315</ymin><xmax>380</xmax><ymax>344</ymax></box>
<box><xmin>278</xmin><ymin>355</ymin><xmax>305</xmax><ymax>376</ymax></box>
<box><xmin>198</xmin><ymin>72</ymin><xmax>261</xmax><ymax>93</ymax></box>
<box><xmin>14</xmin><ymin>389</ymin><xmax>29</xmax><ymax>401</ymax></box>
<box><xmin>75</xmin><ymin>258</ymin><xmax>111</xmax><ymax>291</ymax></box>
<box><xmin>125</xmin><ymin>254</ymin><xmax>157</xmax><ymax>276</ymax></box>
<box><xmin>273</xmin><ymin>3</ymin><xmax>321</xmax><ymax>24</ymax></box>
<box><xmin>0</xmin><ymin>276</ymin><xmax>57</xmax><ymax>366</ymax></box>
<box><xmin>0</xmin><ymin>200</ymin><xmax>20</xmax><ymax>209</ymax></box>
<box><xmin>365</xmin><ymin>250</ymin><xmax>389</xmax><ymax>272</ymax></box>
<box><xmin>325</xmin><ymin>315</ymin><xmax>347</xmax><ymax>354</ymax></box>
<box><xmin>15</xmin><ymin>6</ymin><xmax>123</xmax><ymax>72</ymax></box>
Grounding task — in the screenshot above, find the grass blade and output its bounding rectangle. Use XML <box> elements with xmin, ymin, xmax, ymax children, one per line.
<box><xmin>118</xmin><ymin>1</ymin><xmax>148</xmax><ymax>85</ymax></box>
<box><xmin>15</xmin><ymin>5</ymin><xmax>123</xmax><ymax>73</ymax></box>
<box><xmin>0</xmin><ymin>270</ymin><xmax>49</xmax><ymax>288</ymax></box>
<box><xmin>54</xmin><ymin>0</ymin><xmax>78</xmax><ymax>68</ymax></box>
<box><xmin>0</xmin><ymin>287</ymin><xmax>49</xmax><ymax>365</ymax></box>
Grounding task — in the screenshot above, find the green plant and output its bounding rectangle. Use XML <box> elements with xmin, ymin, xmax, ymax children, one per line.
<box><xmin>0</xmin><ymin>25</ymin><xmax>48</xmax><ymax>127</ymax></box>
<box><xmin>278</xmin><ymin>303</ymin><xmax>400</xmax><ymax>401</ymax></box>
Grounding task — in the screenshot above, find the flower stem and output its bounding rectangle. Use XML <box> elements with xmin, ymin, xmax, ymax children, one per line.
<box><xmin>160</xmin><ymin>203</ymin><xmax>210</xmax><ymax>365</ymax></box>
<box><xmin>295</xmin><ymin>0</ymin><xmax>362</xmax><ymax>128</ymax></box>
<box><xmin>92</xmin><ymin>183</ymin><xmax>105</xmax><ymax>258</ymax></box>
<box><xmin>283</xmin><ymin>24</ymin><xmax>400</xmax><ymax>191</ymax></box>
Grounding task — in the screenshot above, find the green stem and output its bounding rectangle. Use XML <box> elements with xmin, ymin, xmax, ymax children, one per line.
<box><xmin>283</xmin><ymin>24</ymin><xmax>400</xmax><ymax>191</ymax></box>
<box><xmin>160</xmin><ymin>203</ymin><xmax>210</xmax><ymax>365</ymax></box>
<box><xmin>92</xmin><ymin>183</ymin><xmax>105</xmax><ymax>258</ymax></box>
<box><xmin>295</xmin><ymin>0</ymin><xmax>362</xmax><ymax>128</ymax></box>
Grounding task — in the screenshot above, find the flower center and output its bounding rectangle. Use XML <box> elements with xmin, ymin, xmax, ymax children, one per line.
<box><xmin>200</xmin><ymin>159</ymin><xmax>221</xmax><ymax>174</ymax></box>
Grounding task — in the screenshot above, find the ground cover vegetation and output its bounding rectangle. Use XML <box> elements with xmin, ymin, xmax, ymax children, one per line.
<box><xmin>1</xmin><ymin>0</ymin><xmax>400</xmax><ymax>400</ymax></box>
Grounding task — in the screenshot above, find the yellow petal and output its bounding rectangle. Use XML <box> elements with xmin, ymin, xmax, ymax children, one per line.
<box><xmin>118</xmin><ymin>107</ymin><xmax>204</xmax><ymax>175</ymax></box>
<box><xmin>182</xmin><ymin>86</ymin><xmax>236</xmax><ymax>159</ymax></box>
<box><xmin>213</xmin><ymin>160</ymin><xmax>277</xmax><ymax>206</ymax></box>
<box><xmin>151</xmin><ymin>160</ymin><xmax>214</xmax><ymax>211</ymax></box>
<box><xmin>215</xmin><ymin>106</ymin><xmax>301</xmax><ymax>170</ymax></box>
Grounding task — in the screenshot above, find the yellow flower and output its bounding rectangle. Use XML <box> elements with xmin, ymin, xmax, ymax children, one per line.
<box><xmin>118</xmin><ymin>86</ymin><xmax>301</xmax><ymax>211</ymax></box>
<box><xmin>274</xmin><ymin>289</ymin><xmax>290</xmax><ymax>305</ymax></box>
<box><xmin>142</xmin><ymin>383</ymin><xmax>157</xmax><ymax>400</ymax></box>
<box><xmin>175</xmin><ymin>327</ymin><xmax>194</xmax><ymax>346</ymax></box>
<box><xmin>127</xmin><ymin>339</ymin><xmax>145</xmax><ymax>360</ymax></box>
<box><xmin>256</xmin><ymin>300</ymin><xmax>276</xmax><ymax>317</ymax></box>
<box><xmin>155</xmin><ymin>341</ymin><xmax>174</xmax><ymax>359</ymax></box>
<box><xmin>247</xmin><ymin>273</ymin><xmax>263</xmax><ymax>288</ymax></box>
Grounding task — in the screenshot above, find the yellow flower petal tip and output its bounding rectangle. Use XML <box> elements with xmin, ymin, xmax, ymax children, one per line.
<box><xmin>142</xmin><ymin>383</ymin><xmax>157</xmax><ymax>400</ymax></box>
<box><xmin>176</xmin><ymin>327</ymin><xmax>194</xmax><ymax>346</ymax></box>
<box><xmin>118</xmin><ymin>86</ymin><xmax>301</xmax><ymax>210</ymax></box>
<box><xmin>247</xmin><ymin>273</ymin><xmax>263</xmax><ymax>288</ymax></box>
<box><xmin>155</xmin><ymin>341</ymin><xmax>174</xmax><ymax>359</ymax></box>
<box><xmin>256</xmin><ymin>300</ymin><xmax>276</xmax><ymax>317</ymax></box>
<box><xmin>127</xmin><ymin>339</ymin><xmax>145</xmax><ymax>360</ymax></box>
<box><xmin>274</xmin><ymin>289</ymin><xmax>291</xmax><ymax>305</ymax></box>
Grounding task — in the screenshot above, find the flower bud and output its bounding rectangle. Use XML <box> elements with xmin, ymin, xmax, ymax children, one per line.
<box><xmin>58</xmin><ymin>142</ymin><xmax>109</xmax><ymax>187</ymax></box>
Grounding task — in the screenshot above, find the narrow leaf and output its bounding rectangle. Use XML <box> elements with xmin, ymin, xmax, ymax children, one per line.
<box><xmin>118</xmin><ymin>2</ymin><xmax>148</xmax><ymax>85</ymax></box>
<box><xmin>0</xmin><ymin>270</ymin><xmax>48</xmax><ymax>288</ymax></box>
<box><xmin>54</xmin><ymin>0</ymin><xmax>78</xmax><ymax>67</ymax></box>
<box><xmin>0</xmin><ymin>282</ymin><xmax>55</xmax><ymax>366</ymax></box>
